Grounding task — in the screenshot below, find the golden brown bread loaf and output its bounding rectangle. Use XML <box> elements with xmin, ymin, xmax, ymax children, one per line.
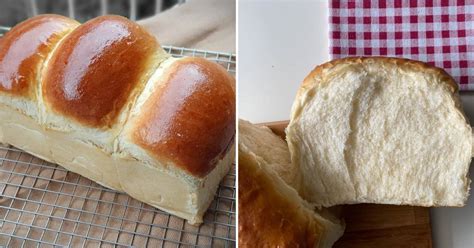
<box><xmin>0</xmin><ymin>14</ymin><xmax>235</xmax><ymax>224</ymax></box>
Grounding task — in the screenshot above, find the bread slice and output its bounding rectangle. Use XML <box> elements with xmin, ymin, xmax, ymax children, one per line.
<box><xmin>287</xmin><ymin>57</ymin><xmax>472</xmax><ymax>207</ymax></box>
<box><xmin>238</xmin><ymin>119</ymin><xmax>300</xmax><ymax>190</ymax></box>
<box><xmin>238</xmin><ymin>119</ymin><xmax>344</xmax><ymax>247</ymax></box>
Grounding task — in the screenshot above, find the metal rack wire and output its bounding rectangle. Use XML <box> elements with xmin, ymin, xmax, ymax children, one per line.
<box><xmin>0</xmin><ymin>41</ymin><xmax>236</xmax><ymax>248</ymax></box>
<box><xmin>0</xmin><ymin>145</ymin><xmax>236</xmax><ymax>247</ymax></box>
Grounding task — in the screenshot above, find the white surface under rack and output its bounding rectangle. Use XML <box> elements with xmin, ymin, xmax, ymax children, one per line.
<box><xmin>0</xmin><ymin>47</ymin><xmax>236</xmax><ymax>247</ymax></box>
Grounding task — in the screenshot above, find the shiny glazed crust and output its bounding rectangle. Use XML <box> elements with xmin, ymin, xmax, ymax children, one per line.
<box><xmin>0</xmin><ymin>15</ymin><xmax>79</xmax><ymax>98</ymax></box>
<box><xmin>132</xmin><ymin>57</ymin><xmax>236</xmax><ymax>177</ymax></box>
<box><xmin>42</xmin><ymin>15</ymin><xmax>162</xmax><ymax>127</ymax></box>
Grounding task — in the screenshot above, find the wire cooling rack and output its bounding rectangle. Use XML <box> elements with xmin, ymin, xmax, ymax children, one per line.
<box><xmin>0</xmin><ymin>47</ymin><xmax>236</xmax><ymax>247</ymax></box>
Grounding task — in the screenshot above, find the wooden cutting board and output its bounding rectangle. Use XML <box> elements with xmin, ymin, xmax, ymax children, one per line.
<box><xmin>263</xmin><ymin>120</ymin><xmax>433</xmax><ymax>248</ymax></box>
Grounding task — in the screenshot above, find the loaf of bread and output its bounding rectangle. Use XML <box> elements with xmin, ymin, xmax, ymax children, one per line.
<box><xmin>239</xmin><ymin>119</ymin><xmax>344</xmax><ymax>247</ymax></box>
<box><xmin>287</xmin><ymin>57</ymin><xmax>472</xmax><ymax>207</ymax></box>
<box><xmin>0</xmin><ymin>14</ymin><xmax>235</xmax><ymax>224</ymax></box>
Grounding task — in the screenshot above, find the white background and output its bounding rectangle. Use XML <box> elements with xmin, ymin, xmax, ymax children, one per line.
<box><xmin>238</xmin><ymin>0</ymin><xmax>474</xmax><ymax>247</ymax></box>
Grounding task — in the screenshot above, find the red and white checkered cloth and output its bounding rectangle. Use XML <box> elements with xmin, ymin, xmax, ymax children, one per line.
<box><xmin>329</xmin><ymin>0</ymin><xmax>474</xmax><ymax>90</ymax></box>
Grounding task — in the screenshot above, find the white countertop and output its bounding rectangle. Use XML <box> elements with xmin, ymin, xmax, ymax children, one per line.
<box><xmin>238</xmin><ymin>1</ymin><xmax>474</xmax><ymax>247</ymax></box>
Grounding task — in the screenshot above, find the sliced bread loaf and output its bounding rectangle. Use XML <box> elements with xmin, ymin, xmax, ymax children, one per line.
<box><xmin>239</xmin><ymin>120</ymin><xmax>344</xmax><ymax>247</ymax></box>
<box><xmin>287</xmin><ymin>57</ymin><xmax>472</xmax><ymax>207</ymax></box>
